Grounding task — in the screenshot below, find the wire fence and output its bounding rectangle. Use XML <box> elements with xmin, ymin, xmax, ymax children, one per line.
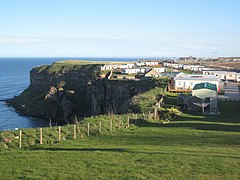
<box><xmin>0</xmin><ymin>113</ymin><xmax>155</xmax><ymax>149</ymax></box>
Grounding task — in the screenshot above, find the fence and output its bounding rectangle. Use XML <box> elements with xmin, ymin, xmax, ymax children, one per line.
<box><xmin>0</xmin><ymin>113</ymin><xmax>154</xmax><ymax>149</ymax></box>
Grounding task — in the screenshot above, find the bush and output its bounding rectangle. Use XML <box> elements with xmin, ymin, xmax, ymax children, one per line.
<box><xmin>161</xmin><ymin>112</ymin><xmax>172</xmax><ymax>120</ymax></box>
<box><xmin>167</xmin><ymin>107</ymin><xmax>181</xmax><ymax>115</ymax></box>
<box><xmin>158</xmin><ymin>107</ymin><xmax>181</xmax><ymax>121</ymax></box>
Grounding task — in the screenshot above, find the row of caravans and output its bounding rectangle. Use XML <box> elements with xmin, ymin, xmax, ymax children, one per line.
<box><xmin>163</xmin><ymin>62</ymin><xmax>240</xmax><ymax>82</ymax></box>
<box><xmin>202</xmin><ymin>70</ymin><xmax>240</xmax><ymax>82</ymax></box>
<box><xmin>163</xmin><ymin>62</ymin><xmax>212</xmax><ymax>72</ymax></box>
<box><xmin>101</xmin><ymin>61</ymin><xmax>159</xmax><ymax>71</ymax></box>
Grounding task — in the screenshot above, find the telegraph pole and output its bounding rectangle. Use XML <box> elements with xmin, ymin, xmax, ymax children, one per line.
<box><xmin>211</xmin><ymin>51</ymin><xmax>214</xmax><ymax>65</ymax></box>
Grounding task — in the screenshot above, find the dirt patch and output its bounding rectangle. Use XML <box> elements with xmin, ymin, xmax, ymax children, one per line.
<box><xmin>214</xmin><ymin>62</ymin><xmax>240</xmax><ymax>69</ymax></box>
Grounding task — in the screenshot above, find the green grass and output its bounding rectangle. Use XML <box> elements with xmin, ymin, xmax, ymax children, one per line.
<box><xmin>178</xmin><ymin>69</ymin><xmax>193</xmax><ymax>74</ymax></box>
<box><xmin>1</xmin><ymin>102</ymin><xmax>240</xmax><ymax>179</ymax></box>
<box><xmin>130</xmin><ymin>78</ymin><xmax>168</xmax><ymax>112</ymax></box>
<box><xmin>56</xmin><ymin>60</ymin><xmax>128</xmax><ymax>65</ymax></box>
<box><xmin>34</xmin><ymin>61</ymin><xmax>103</xmax><ymax>74</ymax></box>
<box><xmin>130</xmin><ymin>87</ymin><xmax>165</xmax><ymax>112</ymax></box>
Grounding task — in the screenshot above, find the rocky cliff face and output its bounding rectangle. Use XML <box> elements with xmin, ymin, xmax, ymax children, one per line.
<box><xmin>7</xmin><ymin>62</ymin><xmax>161</xmax><ymax>123</ymax></box>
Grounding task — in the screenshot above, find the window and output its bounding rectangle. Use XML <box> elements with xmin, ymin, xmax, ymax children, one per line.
<box><xmin>178</xmin><ymin>82</ymin><xmax>181</xmax><ymax>86</ymax></box>
<box><xmin>190</xmin><ymin>82</ymin><xmax>193</xmax><ymax>86</ymax></box>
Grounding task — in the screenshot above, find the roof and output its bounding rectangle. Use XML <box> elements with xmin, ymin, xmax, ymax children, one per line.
<box><xmin>183</xmin><ymin>65</ymin><xmax>204</xmax><ymax>67</ymax></box>
<box><xmin>162</xmin><ymin>72</ymin><xmax>179</xmax><ymax>75</ymax></box>
<box><xmin>174</xmin><ymin>74</ymin><xmax>220</xmax><ymax>81</ymax></box>
<box><xmin>192</xmin><ymin>82</ymin><xmax>217</xmax><ymax>91</ymax></box>
<box><xmin>154</xmin><ymin>67</ymin><xmax>166</xmax><ymax>69</ymax></box>
<box><xmin>124</xmin><ymin>67</ymin><xmax>151</xmax><ymax>70</ymax></box>
<box><xmin>203</xmin><ymin>70</ymin><xmax>237</xmax><ymax>75</ymax></box>
<box><xmin>145</xmin><ymin>69</ymin><xmax>159</xmax><ymax>76</ymax></box>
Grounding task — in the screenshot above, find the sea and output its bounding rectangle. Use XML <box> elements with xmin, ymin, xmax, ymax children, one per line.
<box><xmin>0</xmin><ymin>57</ymin><xmax>142</xmax><ymax>131</ymax></box>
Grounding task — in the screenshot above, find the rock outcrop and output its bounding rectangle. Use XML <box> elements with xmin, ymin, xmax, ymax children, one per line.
<box><xmin>7</xmin><ymin>61</ymin><xmax>162</xmax><ymax>123</ymax></box>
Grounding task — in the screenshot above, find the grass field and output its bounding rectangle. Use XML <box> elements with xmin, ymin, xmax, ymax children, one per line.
<box><xmin>1</xmin><ymin>102</ymin><xmax>240</xmax><ymax>179</ymax></box>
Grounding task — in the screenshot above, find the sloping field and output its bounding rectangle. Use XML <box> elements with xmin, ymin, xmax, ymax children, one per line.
<box><xmin>0</xmin><ymin>102</ymin><xmax>240</xmax><ymax>179</ymax></box>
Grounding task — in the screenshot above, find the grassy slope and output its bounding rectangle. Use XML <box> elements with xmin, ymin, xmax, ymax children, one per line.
<box><xmin>130</xmin><ymin>78</ymin><xmax>168</xmax><ymax>112</ymax></box>
<box><xmin>1</xmin><ymin>103</ymin><xmax>240</xmax><ymax>179</ymax></box>
<box><xmin>34</xmin><ymin>61</ymin><xmax>103</xmax><ymax>74</ymax></box>
<box><xmin>56</xmin><ymin>60</ymin><xmax>129</xmax><ymax>65</ymax></box>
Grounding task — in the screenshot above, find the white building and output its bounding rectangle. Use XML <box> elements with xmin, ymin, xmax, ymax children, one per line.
<box><xmin>200</xmin><ymin>67</ymin><xmax>213</xmax><ymax>71</ymax></box>
<box><xmin>135</xmin><ymin>61</ymin><xmax>145</xmax><ymax>67</ymax></box>
<box><xmin>163</xmin><ymin>62</ymin><xmax>170</xmax><ymax>67</ymax></box>
<box><xmin>101</xmin><ymin>63</ymin><xmax>135</xmax><ymax>71</ymax></box>
<box><xmin>171</xmin><ymin>63</ymin><xmax>184</xmax><ymax>69</ymax></box>
<box><xmin>183</xmin><ymin>65</ymin><xmax>205</xmax><ymax>71</ymax></box>
<box><xmin>144</xmin><ymin>61</ymin><xmax>159</xmax><ymax>66</ymax></box>
<box><xmin>202</xmin><ymin>70</ymin><xmax>227</xmax><ymax>80</ymax></box>
<box><xmin>163</xmin><ymin>62</ymin><xmax>183</xmax><ymax>69</ymax></box>
<box><xmin>174</xmin><ymin>74</ymin><xmax>222</xmax><ymax>92</ymax></box>
<box><xmin>226</xmin><ymin>72</ymin><xmax>237</xmax><ymax>81</ymax></box>
<box><xmin>236</xmin><ymin>73</ymin><xmax>240</xmax><ymax>82</ymax></box>
<box><xmin>202</xmin><ymin>70</ymin><xmax>237</xmax><ymax>81</ymax></box>
<box><xmin>122</xmin><ymin>67</ymin><xmax>151</xmax><ymax>74</ymax></box>
<box><xmin>119</xmin><ymin>63</ymin><xmax>135</xmax><ymax>69</ymax></box>
<box><xmin>101</xmin><ymin>64</ymin><xmax>120</xmax><ymax>70</ymax></box>
<box><xmin>153</xmin><ymin>67</ymin><xmax>166</xmax><ymax>73</ymax></box>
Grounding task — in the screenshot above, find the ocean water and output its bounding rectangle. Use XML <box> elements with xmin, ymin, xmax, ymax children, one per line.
<box><xmin>0</xmin><ymin>57</ymin><xmax>139</xmax><ymax>131</ymax></box>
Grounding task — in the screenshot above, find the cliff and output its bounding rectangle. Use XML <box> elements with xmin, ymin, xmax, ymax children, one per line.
<box><xmin>7</xmin><ymin>61</ymin><xmax>167</xmax><ymax>123</ymax></box>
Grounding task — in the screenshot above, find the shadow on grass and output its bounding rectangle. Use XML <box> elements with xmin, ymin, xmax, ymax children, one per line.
<box><xmin>31</xmin><ymin>147</ymin><xmax>127</xmax><ymax>152</ymax></box>
<box><xmin>163</xmin><ymin>122</ymin><xmax>240</xmax><ymax>132</ymax></box>
<box><xmin>136</xmin><ymin>150</ymin><xmax>240</xmax><ymax>159</ymax></box>
<box><xmin>133</xmin><ymin>119</ymin><xmax>240</xmax><ymax>132</ymax></box>
<box><xmin>31</xmin><ymin>147</ymin><xmax>240</xmax><ymax>159</ymax></box>
<box><xmin>187</xmin><ymin>114</ymin><xmax>240</xmax><ymax>124</ymax></box>
<box><xmin>175</xmin><ymin>111</ymin><xmax>240</xmax><ymax>124</ymax></box>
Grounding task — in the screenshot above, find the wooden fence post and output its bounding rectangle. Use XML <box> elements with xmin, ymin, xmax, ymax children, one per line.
<box><xmin>73</xmin><ymin>124</ymin><xmax>76</xmax><ymax>140</ymax></box>
<box><xmin>154</xmin><ymin>106</ymin><xmax>158</xmax><ymax>120</ymax></box>
<box><xmin>77</xmin><ymin>125</ymin><xmax>80</xmax><ymax>134</ymax></box>
<box><xmin>19</xmin><ymin>130</ymin><xmax>22</xmax><ymax>148</ymax></box>
<box><xmin>127</xmin><ymin>115</ymin><xmax>130</xmax><ymax>128</ymax></box>
<box><xmin>40</xmin><ymin>128</ymin><xmax>43</xmax><ymax>145</ymax></box>
<box><xmin>118</xmin><ymin>118</ymin><xmax>121</xmax><ymax>129</ymax></box>
<box><xmin>87</xmin><ymin>123</ymin><xmax>90</xmax><ymax>136</ymax></box>
<box><xmin>49</xmin><ymin>118</ymin><xmax>52</xmax><ymax>128</ymax></box>
<box><xmin>109</xmin><ymin>119</ymin><xmax>112</xmax><ymax>133</ymax></box>
<box><xmin>58</xmin><ymin>126</ymin><xmax>61</xmax><ymax>141</ymax></box>
<box><xmin>99</xmin><ymin>121</ymin><xmax>102</xmax><ymax>133</ymax></box>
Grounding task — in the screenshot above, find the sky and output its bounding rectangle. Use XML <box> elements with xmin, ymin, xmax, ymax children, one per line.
<box><xmin>0</xmin><ymin>0</ymin><xmax>239</xmax><ymax>58</ymax></box>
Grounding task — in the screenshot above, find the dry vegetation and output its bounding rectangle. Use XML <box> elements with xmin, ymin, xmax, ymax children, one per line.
<box><xmin>56</xmin><ymin>60</ymin><xmax>130</xmax><ymax>65</ymax></box>
<box><xmin>215</xmin><ymin>62</ymin><xmax>240</xmax><ymax>69</ymax></box>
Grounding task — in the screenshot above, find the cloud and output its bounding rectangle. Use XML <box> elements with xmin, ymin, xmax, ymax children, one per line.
<box><xmin>177</xmin><ymin>40</ymin><xmax>240</xmax><ymax>51</ymax></box>
<box><xmin>0</xmin><ymin>36</ymin><xmax>239</xmax><ymax>57</ymax></box>
<box><xmin>0</xmin><ymin>36</ymin><xmax>47</xmax><ymax>44</ymax></box>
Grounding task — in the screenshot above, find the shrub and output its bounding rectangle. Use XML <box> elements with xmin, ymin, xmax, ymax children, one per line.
<box><xmin>158</xmin><ymin>107</ymin><xmax>181</xmax><ymax>121</ymax></box>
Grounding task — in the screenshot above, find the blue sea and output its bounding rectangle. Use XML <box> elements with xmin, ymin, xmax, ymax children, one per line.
<box><xmin>0</xmin><ymin>57</ymin><xmax>140</xmax><ymax>131</ymax></box>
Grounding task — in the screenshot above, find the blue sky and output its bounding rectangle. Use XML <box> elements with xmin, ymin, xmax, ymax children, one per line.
<box><xmin>0</xmin><ymin>0</ymin><xmax>239</xmax><ymax>57</ymax></box>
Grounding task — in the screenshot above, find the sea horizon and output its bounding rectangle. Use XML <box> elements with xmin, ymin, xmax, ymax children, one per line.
<box><xmin>0</xmin><ymin>56</ymin><xmax>172</xmax><ymax>61</ymax></box>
